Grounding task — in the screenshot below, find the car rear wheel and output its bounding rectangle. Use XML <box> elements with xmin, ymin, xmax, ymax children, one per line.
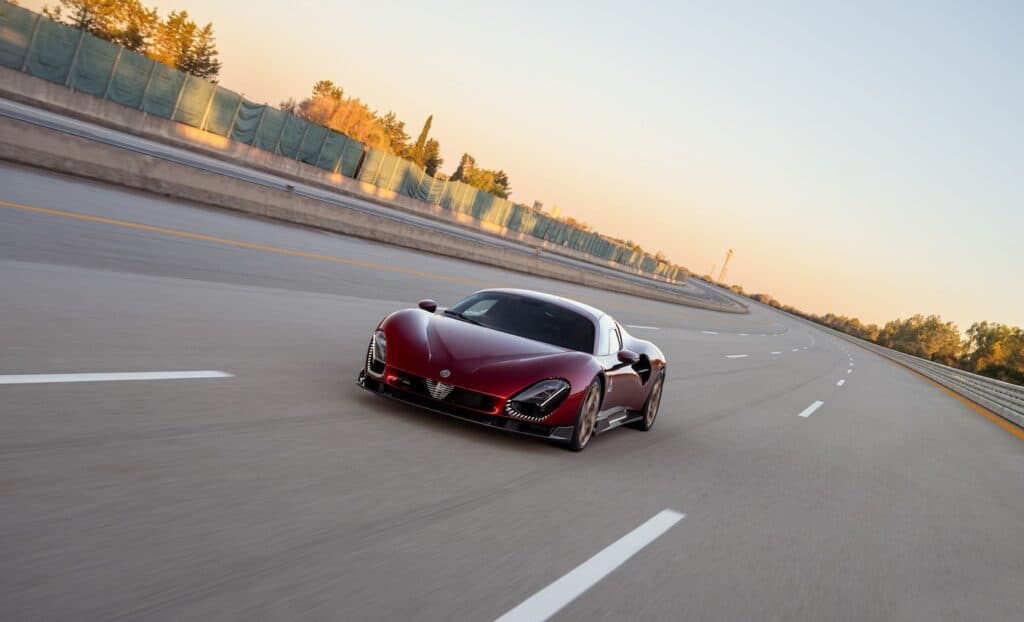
<box><xmin>568</xmin><ymin>379</ymin><xmax>602</xmax><ymax>451</ymax></box>
<box><xmin>629</xmin><ymin>372</ymin><xmax>664</xmax><ymax>431</ymax></box>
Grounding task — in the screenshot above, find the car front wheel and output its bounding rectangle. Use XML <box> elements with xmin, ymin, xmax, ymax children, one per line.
<box><xmin>568</xmin><ymin>379</ymin><xmax>602</xmax><ymax>451</ymax></box>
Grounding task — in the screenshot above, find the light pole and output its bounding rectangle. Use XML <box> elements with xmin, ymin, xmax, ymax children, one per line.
<box><xmin>718</xmin><ymin>249</ymin><xmax>734</xmax><ymax>283</ymax></box>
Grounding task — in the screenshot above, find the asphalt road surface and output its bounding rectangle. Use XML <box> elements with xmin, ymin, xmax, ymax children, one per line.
<box><xmin>2</xmin><ymin>163</ymin><xmax>1023</xmax><ymax>621</ymax></box>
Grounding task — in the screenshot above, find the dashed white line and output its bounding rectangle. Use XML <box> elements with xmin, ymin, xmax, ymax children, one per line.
<box><xmin>701</xmin><ymin>330</ymin><xmax>719</xmax><ymax>335</ymax></box>
<box><xmin>0</xmin><ymin>371</ymin><xmax>234</xmax><ymax>385</ymax></box>
<box><xmin>625</xmin><ymin>325</ymin><xmax>659</xmax><ymax>330</ymax></box>
<box><xmin>770</xmin><ymin>351</ymin><xmax>782</xmax><ymax>355</ymax></box>
<box><xmin>739</xmin><ymin>333</ymin><xmax>749</xmax><ymax>336</ymax></box>
<box><xmin>836</xmin><ymin>379</ymin><xmax>845</xmax><ymax>387</ymax></box>
<box><xmin>725</xmin><ymin>354</ymin><xmax>749</xmax><ymax>359</ymax></box>
<box><xmin>792</xmin><ymin>348</ymin><xmax>800</xmax><ymax>352</ymax></box>
<box><xmin>798</xmin><ymin>400</ymin><xmax>825</xmax><ymax>418</ymax></box>
<box><xmin>495</xmin><ymin>509</ymin><xmax>685</xmax><ymax>622</ymax></box>
<box><xmin>847</xmin><ymin>369</ymin><xmax>852</xmax><ymax>374</ymax></box>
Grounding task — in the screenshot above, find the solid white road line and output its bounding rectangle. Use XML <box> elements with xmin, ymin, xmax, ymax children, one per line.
<box><xmin>495</xmin><ymin>509</ymin><xmax>685</xmax><ymax>622</ymax></box>
<box><xmin>0</xmin><ymin>371</ymin><xmax>233</xmax><ymax>385</ymax></box>
<box><xmin>798</xmin><ymin>400</ymin><xmax>825</xmax><ymax>418</ymax></box>
<box><xmin>836</xmin><ymin>379</ymin><xmax>845</xmax><ymax>386</ymax></box>
<box><xmin>725</xmin><ymin>354</ymin><xmax>749</xmax><ymax>359</ymax></box>
<box><xmin>625</xmin><ymin>325</ymin><xmax>659</xmax><ymax>330</ymax></box>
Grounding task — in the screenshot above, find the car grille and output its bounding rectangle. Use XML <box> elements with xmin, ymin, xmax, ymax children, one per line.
<box><xmin>390</xmin><ymin>371</ymin><xmax>496</xmax><ymax>413</ymax></box>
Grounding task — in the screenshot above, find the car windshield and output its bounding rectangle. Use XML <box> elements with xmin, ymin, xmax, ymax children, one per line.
<box><xmin>446</xmin><ymin>292</ymin><xmax>596</xmax><ymax>353</ymax></box>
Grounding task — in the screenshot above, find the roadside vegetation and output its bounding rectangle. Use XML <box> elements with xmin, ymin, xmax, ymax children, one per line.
<box><xmin>709</xmin><ymin>281</ymin><xmax>1024</xmax><ymax>386</ymax></box>
<box><xmin>42</xmin><ymin>0</ymin><xmax>221</xmax><ymax>80</ymax></box>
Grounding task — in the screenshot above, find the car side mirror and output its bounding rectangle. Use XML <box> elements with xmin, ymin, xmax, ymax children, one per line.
<box><xmin>617</xmin><ymin>349</ymin><xmax>639</xmax><ymax>365</ymax></box>
<box><xmin>418</xmin><ymin>299</ymin><xmax>438</xmax><ymax>313</ymax></box>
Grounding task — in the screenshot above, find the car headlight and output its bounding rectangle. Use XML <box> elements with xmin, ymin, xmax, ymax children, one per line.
<box><xmin>507</xmin><ymin>379</ymin><xmax>570</xmax><ymax>420</ymax></box>
<box><xmin>372</xmin><ymin>330</ymin><xmax>387</xmax><ymax>364</ymax></box>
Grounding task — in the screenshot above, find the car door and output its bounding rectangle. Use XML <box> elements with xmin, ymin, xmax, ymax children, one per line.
<box><xmin>596</xmin><ymin>316</ymin><xmax>643</xmax><ymax>412</ymax></box>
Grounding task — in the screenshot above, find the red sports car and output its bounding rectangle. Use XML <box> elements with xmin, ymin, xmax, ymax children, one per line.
<box><xmin>357</xmin><ymin>289</ymin><xmax>666</xmax><ymax>450</ymax></box>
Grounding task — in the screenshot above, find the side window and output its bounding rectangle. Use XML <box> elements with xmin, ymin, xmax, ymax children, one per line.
<box><xmin>462</xmin><ymin>298</ymin><xmax>497</xmax><ymax>318</ymax></box>
<box><xmin>597</xmin><ymin>316</ymin><xmax>619</xmax><ymax>355</ymax></box>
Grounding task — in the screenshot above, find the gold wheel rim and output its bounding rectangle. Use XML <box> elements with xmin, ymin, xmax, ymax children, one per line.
<box><xmin>579</xmin><ymin>387</ymin><xmax>599</xmax><ymax>446</ymax></box>
<box><xmin>646</xmin><ymin>378</ymin><xmax>663</xmax><ymax>425</ymax></box>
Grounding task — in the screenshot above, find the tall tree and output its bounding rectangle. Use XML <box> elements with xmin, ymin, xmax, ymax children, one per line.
<box><xmin>376</xmin><ymin>111</ymin><xmax>409</xmax><ymax>157</ymax></box>
<box><xmin>181</xmin><ymin>22</ymin><xmax>221</xmax><ymax>80</ymax></box>
<box><xmin>450</xmin><ymin>153</ymin><xmax>475</xmax><ymax>182</ymax></box>
<box><xmin>423</xmin><ymin>138</ymin><xmax>443</xmax><ymax>176</ymax></box>
<box><xmin>43</xmin><ymin>0</ymin><xmax>116</xmax><ymax>38</ymax></box>
<box><xmin>409</xmin><ymin>114</ymin><xmax>432</xmax><ymax>166</ymax></box>
<box><xmin>312</xmin><ymin>80</ymin><xmax>343</xmax><ymax>100</ymax></box>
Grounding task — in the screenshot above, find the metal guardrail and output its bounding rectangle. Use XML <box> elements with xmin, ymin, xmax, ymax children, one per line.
<box><xmin>817</xmin><ymin>324</ymin><xmax>1024</xmax><ymax>430</ymax></box>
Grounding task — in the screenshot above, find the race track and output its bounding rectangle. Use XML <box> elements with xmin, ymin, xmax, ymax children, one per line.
<box><xmin>2</xmin><ymin>162</ymin><xmax>1022</xmax><ymax>621</ymax></box>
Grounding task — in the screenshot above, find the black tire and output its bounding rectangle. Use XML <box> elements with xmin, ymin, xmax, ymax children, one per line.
<box><xmin>629</xmin><ymin>372</ymin><xmax>664</xmax><ymax>431</ymax></box>
<box><xmin>567</xmin><ymin>378</ymin><xmax>602</xmax><ymax>452</ymax></box>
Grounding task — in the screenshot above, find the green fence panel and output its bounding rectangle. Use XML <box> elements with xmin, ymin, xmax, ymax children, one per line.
<box><xmin>338</xmin><ymin>137</ymin><xmax>364</xmax><ymax>177</ymax></box>
<box><xmin>380</xmin><ymin>154</ymin><xmax>406</xmax><ymax>192</ymax></box>
<box><xmin>106</xmin><ymin>49</ymin><xmax>152</xmax><ymax>108</ymax></box>
<box><xmin>23</xmin><ymin>18</ymin><xmax>77</xmax><ymax>84</ymax></box>
<box><xmin>398</xmin><ymin>162</ymin><xmax>425</xmax><ymax>199</ymax></box>
<box><xmin>276</xmin><ymin>114</ymin><xmax>307</xmax><ymax>158</ymax></box>
<box><xmin>140</xmin><ymin>61</ymin><xmax>183</xmax><ymax>117</ymax></box>
<box><xmin>315</xmin><ymin>130</ymin><xmax>346</xmax><ymax>172</ymax></box>
<box><xmin>356</xmin><ymin>148</ymin><xmax>386</xmax><ymax>183</ymax></box>
<box><xmin>255</xmin><ymin>106</ymin><xmax>286</xmax><ymax>151</ymax></box>
<box><xmin>228</xmin><ymin>99</ymin><xmax>262</xmax><ymax>144</ymax></box>
<box><xmin>68</xmin><ymin>33</ymin><xmax>117</xmax><ymax>96</ymax></box>
<box><xmin>0</xmin><ymin>2</ymin><xmax>36</xmax><ymax>69</ymax></box>
<box><xmin>424</xmin><ymin>177</ymin><xmax>445</xmax><ymax>204</ymax></box>
<box><xmin>172</xmin><ymin>75</ymin><xmax>215</xmax><ymax>128</ymax></box>
<box><xmin>438</xmin><ymin>180</ymin><xmax>457</xmax><ymax>209</ymax></box>
<box><xmin>205</xmin><ymin>87</ymin><xmax>241</xmax><ymax>136</ymax></box>
<box><xmin>298</xmin><ymin>123</ymin><xmax>327</xmax><ymax>165</ymax></box>
<box><xmin>506</xmin><ymin>203</ymin><xmax>523</xmax><ymax>231</ymax></box>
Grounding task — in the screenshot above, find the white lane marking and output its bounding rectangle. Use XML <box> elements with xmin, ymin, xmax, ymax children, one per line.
<box><xmin>739</xmin><ymin>333</ymin><xmax>749</xmax><ymax>336</ymax></box>
<box><xmin>625</xmin><ymin>325</ymin><xmax>659</xmax><ymax>330</ymax></box>
<box><xmin>792</xmin><ymin>348</ymin><xmax>800</xmax><ymax>352</ymax></box>
<box><xmin>836</xmin><ymin>379</ymin><xmax>845</xmax><ymax>386</ymax></box>
<box><xmin>725</xmin><ymin>354</ymin><xmax>749</xmax><ymax>359</ymax></box>
<box><xmin>701</xmin><ymin>330</ymin><xmax>719</xmax><ymax>335</ymax></box>
<box><xmin>798</xmin><ymin>400</ymin><xmax>825</xmax><ymax>418</ymax></box>
<box><xmin>0</xmin><ymin>371</ymin><xmax>233</xmax><ymax>385</ymax></box>
<box><xmin>847</xmin><ymin>369</ymin><xmax>853</xmax><ymax>374</ymax></box>
<box><xmin>495</xmin><ymin>509</ymin><xmax>685</xmax><ymax>622</ymax></box>
<box><xmin>770</xmin><ymin>351</ymin><xmax>782</xmax><ymax>355</ymax></box>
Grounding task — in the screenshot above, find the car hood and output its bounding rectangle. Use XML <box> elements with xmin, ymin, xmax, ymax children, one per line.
<box><xmin>384</xmin><ymin>311</ymin><xmax>577</xmax><ymax>395</ymax></box>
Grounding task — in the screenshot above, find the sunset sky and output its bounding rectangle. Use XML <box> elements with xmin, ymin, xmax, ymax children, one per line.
<box><xmin>24</xmin><ymin>0</ymin><xmax>1024</xmax><ymax>330</ymax></box>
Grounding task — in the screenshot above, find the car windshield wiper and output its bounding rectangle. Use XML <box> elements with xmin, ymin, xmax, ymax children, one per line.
<box><xmin>444</xmin><ymin>310</ymin><xmax>487</xmax><ymax>327</ymax></box>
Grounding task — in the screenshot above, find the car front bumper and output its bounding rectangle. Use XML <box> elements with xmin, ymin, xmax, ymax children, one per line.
<box><xmin>357</xmin><ymin>370</ymin><xmax>575</xmax><ymax>443</ymax></box>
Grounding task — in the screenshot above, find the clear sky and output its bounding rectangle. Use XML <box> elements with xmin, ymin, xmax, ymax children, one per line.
<box><xmin>25</xmin><ymin>0</ymin><xmax>1023</xmax><ymax>330</ymax></box>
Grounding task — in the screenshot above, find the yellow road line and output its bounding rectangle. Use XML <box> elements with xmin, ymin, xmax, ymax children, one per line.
<box><xmin>0</xmin><ymin>199</ymin><xmax>500</xmax><ymax>287</ymax></box>
<box><xmin>0</xmin><ymin>198</ymin><xmax>696</xmax><ymax>319</ymax></box>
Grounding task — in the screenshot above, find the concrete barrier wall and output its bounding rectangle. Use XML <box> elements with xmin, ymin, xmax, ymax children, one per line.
<box><xmin>0</xmin><ymin>66</ymin><xmax>683</xmax><ymax>289</ymax></box>
<box><xmin>0</xmin><ymin>114</ymin><xmax>743</xmax><ymax>311</ymax></box>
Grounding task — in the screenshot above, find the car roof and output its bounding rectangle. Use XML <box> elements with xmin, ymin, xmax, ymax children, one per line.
<box><xmin>470</xmin><ymin>288</ymin><xmax>608</xmax><ymax>323</ymax></box>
